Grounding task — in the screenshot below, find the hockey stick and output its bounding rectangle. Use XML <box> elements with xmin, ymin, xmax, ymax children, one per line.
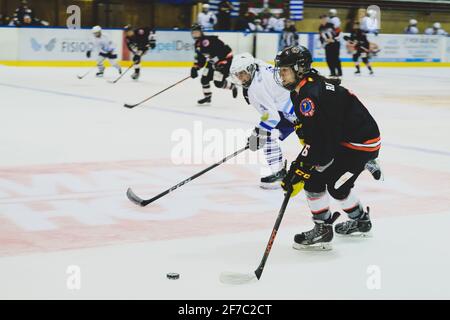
<box><xmin>108</xmin><ymin>64</ymin><xmax>134</xmax><ymax>84</ymax></box>
<box><xmin>123</xmin><ymin>75</ymin><xmax>191</xmax><ymax>108</ymax></box>
<box><xmin>77</xmin><ymin>58</ymin><xmax>105</xmax><ymax>79</ymax></box>
<box><xmin>126</xmin><ymin>145</ymin><xmax>249</xmax><ymax>206</ymax></box>
<box><xmin>220</xmin><ymin>189</ymin><xmax>293</xmax><ymax>284</ymax></box>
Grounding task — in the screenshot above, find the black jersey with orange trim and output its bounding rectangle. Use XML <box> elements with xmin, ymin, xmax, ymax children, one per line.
<box><xmin>348</xmin><ymin>29</ymin><xmax>370</xmax><ymax>52</ymax></box>
<box><xmin>290</xmin><ymin>73</ymin><xmax>380</xmax><ymax>167</ymax></box>
<box><xmin>193</xmin><ymin>35</ymin><xmax>232</xmax><ymax>69</ymax></box>
<box><xmin>126</xmin><ymin>27</ymin><xmax>155</xmax><ymax>53</ymax></box>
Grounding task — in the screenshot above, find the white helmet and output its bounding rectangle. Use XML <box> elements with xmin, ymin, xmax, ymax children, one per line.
<box><xmin>202</xmin><ymin>3</ymin><xmax>210</xmax><ymax>10</ymax></box>
<box><xmin>409</xmin><ymin>19</ymin><xmax>417</xmax><ymax>25</ymax></box>
<box><xmin>433</xmin><ymin>22</ymin><xmax>441</xmax><ymax>29</ymax></box>
<box><xmin>92</xmin><ymin>25</ymin><xmax>102</xmax><ymax>34</ymax></box>
<box><xmin>230</xmin><ymin>52</ymin><xmax>257</xmax><ymax>88</ymax></box>
<box><xmin>329</xmin><ymin>9</ymin><xmax>337</xmax><ymax>16</ymax></box>
<box><xmin>367</xmin><ymin>9</ymin><xmax>377</xmax><ymax>18</ymax></box>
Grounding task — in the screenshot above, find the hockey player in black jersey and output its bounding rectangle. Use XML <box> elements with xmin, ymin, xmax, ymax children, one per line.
<box><xmin>274</xmin><ymin>46</ymin><xmax>381</xmax><ymax>250</ymax></box>
<box><xmin>344</xmin><ymin>22</ymin><xmax>374</xmax><ymax>75</ymax></box>
<box><xmin>124</xmin><ymin>25</ymin><xmax>156</xmax><ymax>80</ymax></box>
<box><xmin>190</xmin><ymin>23</ymin><xmax>238</xmax><ymax>105</ymax></box>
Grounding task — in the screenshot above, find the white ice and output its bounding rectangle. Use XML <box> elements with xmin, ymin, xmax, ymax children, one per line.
<box><xmin>0</xmin><ymin>65</ymin><xmax>449</xmax><ymax>299</ymax></box>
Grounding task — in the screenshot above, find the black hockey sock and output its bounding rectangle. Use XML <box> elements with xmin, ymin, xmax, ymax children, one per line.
<box><xmin>356</xmin><ymin>65</ymin><xmax>360</xmax><ymax>72</ymax></box>
<box><xmin>367</xmin><ymin>65</ymin><xmax>373</xmax><ymax>71</ymax></box>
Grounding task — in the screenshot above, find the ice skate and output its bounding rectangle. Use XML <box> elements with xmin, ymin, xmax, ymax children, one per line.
<box><xmin>293</xmin><ymin>212</ymin><xmax>340</xmax><ymax>251</ymax></box>
<box><xmin>335</xmin><ymin>207</ymin><xmax>372</xmax><ymax>237</ymax></box>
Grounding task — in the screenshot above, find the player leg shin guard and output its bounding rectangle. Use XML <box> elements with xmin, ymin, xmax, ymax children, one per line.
<box><xmin>337</xmin><ymin>191</ymin><xmax>361</xmax><ymax>219</ymax></box>
<box><xmin>306</xmin><ymin>191</ymin><xmax>331</xmax><ymax>221</ymax></box>
<box><xmin>363</xmin><ymin>58</ymin><xmax>373</xmax><ymax>74</ymax></box>
<box><xmin>96</xmin><ymin>57</ymin><xmax>105</xmax><ymax>77</ymax></box>
<box><xmin>260</xmin><ymin>137</ymin><xmax>286</xmax><ymax>189</ymax></box>
<box><xmin>198</xmin><ymin>84</ymin><xmax>212</xmax><ymax>104</ymax></box>
<box><xmin>131</xmin><ymin>65</ymin><xmax>141</xmax><ymax>80</ymax></box>
<box><xmin>111</xmin><ymin>59</ymin><xmax>122</xmax><ymax>74</ymax></box>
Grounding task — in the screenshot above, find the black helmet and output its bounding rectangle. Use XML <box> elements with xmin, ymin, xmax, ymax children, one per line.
<box><xmin>191</xmin><ymin>23</ymin><xmax>203</xmax><ymax>32</ymax></box>
<box><xmin>274</xmin><ymin>46</ymin><xmax>312</xmax><ymax>91</ymax></box>
<box><xmin>191</xmin><ymin>23</ymin><xmax>203</xmax><ymax>40</ymax></box>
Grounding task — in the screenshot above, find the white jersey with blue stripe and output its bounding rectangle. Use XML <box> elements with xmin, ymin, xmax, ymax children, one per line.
<box><xmin>93</xmin><ymin>33</ymin><xmax>116</xmax><ymax>54</ymax></box>
<box><xmin>247</xmin><ymin>62</ymin><xmax>297</xmax><ymax>132</ymax></box>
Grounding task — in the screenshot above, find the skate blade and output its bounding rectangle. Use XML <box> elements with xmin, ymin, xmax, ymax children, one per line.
<box><xmin>336</xmin><ymin>231</ymin><xmax>372</xmax><ymax>238</ymax></box>
<box><xmin>259</xmin><ymin>182</ymin><xmax>281</xmax><ymax>190</ymax></box>
<box><xmin>292</xmin><ymin>242</ymin><xmax>332</xmax><ymax>251</ymax></box>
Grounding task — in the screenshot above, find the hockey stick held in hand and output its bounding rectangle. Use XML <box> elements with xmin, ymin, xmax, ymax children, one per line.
<box><xmin>108</xmin><ymin>64</ymin><xmax>134</xmax><ymax>84</ymax></box>
<box><xmin>220</xmin><ymin>189</ymin><xmax>293</xmax><ymax>284</ymax></box>
<box><xmin>124</xmin><ymin>75</ymin><xmax>191</xmax><ymax>109</ymax></box>
<box><xmin>77</xmin><ymin>58</ymin><xmax>105</xmax><ymax>79</ymax></box>
<box><xmin>126</xmin><ymin>145</ymin><xmax>249</xmax><ymax>207</ymax></box>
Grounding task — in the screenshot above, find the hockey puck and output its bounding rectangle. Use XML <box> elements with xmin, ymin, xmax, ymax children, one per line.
<box><xmin>166</xmin><ymin>273</ymin><xmax>180</xmax><ymax>280</ymax></box>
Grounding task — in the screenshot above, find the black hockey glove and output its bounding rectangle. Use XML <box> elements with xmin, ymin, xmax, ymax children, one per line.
<box><xmin>133</xmin><ymin>54</ymin><xmax>141</xmax><ymax>64</ymax></box>
<box><xmin>191</xmin><ymin>67</ymin><xmax>199</xmax><ymax>79</ymax></box>
<box><xmin>281</xmin><ymin>161</ymin><xmax>314</xmax><ymax>197</ymax></box>
<box><xmin>86</xmin><ymin>50</ymin><xmax>91</xmax><ymax>58</ymax></box>
<box><xmin>247</xmin><ymin>127</ymin><xmax>270</xmax><ymax>152</ymax></box>
<box><xmin>149</xmin><ymin>39</ymin><xmax>156</xmax><ymax>49</ymax></box>
<box><xmin>209</xmin><ymin>17</ymin><xmax>214</xmax><ymax>24</ymax></box>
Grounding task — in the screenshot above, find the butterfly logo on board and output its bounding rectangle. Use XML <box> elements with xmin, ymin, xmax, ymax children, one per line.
<box><xmin>30</xmin><ymin>38</ymin><xmax>57</xmax><ymax>52</ymax></box>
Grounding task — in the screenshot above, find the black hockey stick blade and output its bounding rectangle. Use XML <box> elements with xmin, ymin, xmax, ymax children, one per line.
<box><xmin>123</xmin><ymin>103</ymin><xmax>138</xmax><ymax>109</ymax></box>
<box><xmin>126</xmin><ymin>187</ymin><xmax>147</xmax><ymax>206</ymax></box>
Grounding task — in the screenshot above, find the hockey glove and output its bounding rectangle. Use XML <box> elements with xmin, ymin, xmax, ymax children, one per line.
<box><xmin>149</xmin><ymin>39</ymin><xmax>156</xmax><ymax>49</ymax></box>
<box><xmin>191</xmin><ymin>67</ymin><xmax>199</xmax><ymax>79</ymax></box>
<box><xmin>86</xmin><ymin>50</ymin><xmax>91</xmax><ymax>58</ymax></box>
<box><xmin>133</xmin><ymin>54</ymin><xmax>141</xmax><ymax>64</ymax></box>
<box><xmin>247</xmin><ymin>127</ymin><xmax>270</xmax><ymax>152</ymax></box>
<box><xmin>281</xmin><ymin>161</ymin><xmax>314</xmax><ymax>197</ymax></box>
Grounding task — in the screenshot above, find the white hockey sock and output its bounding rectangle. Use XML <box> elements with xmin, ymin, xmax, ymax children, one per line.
<box><xmin>202</xmin><ymin>84</ymin><xmax>212</xmax><ymax>97</ymax></box>
<box><xmin>338</xmin><ymin>191</ymin><xmax>362</xmax><ymax>219</ymax></box>
<box><xmin>306</xmin><ymin>191</ymin><xmax>331</xmax><ymax>221</ymax></box>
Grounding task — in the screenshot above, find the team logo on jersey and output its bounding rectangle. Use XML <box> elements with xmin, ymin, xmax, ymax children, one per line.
<box><xmin>202</xmin><ymin>39</ymin><xmax>210</xmax><ymax>47</ymax></box>
<box><xmin>299</xmin><ymin>98</ymin><xmax>315</xmax><ymax>117</ymax></box>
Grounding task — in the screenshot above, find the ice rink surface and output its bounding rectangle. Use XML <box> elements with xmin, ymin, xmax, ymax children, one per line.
<box><xmin>0</xmin><ymin>65</ymin><xmax>449</xmax><ymax>299</ymax></box>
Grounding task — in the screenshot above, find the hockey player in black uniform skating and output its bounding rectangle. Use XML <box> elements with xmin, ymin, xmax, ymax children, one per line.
<box><xmin>124</xmin><ymin>25</ymin><xmax>156</xmax><ymax>80</ymax></box>
<box><xmin>274</xmin><ymin>46</ymin><xmax>382</xmax><ymax>250</ymax></box>
<box><xmin>344</xmin><ymin>22</ymin><xmax>374</xmax><ymax>75</ymax></box>
<box><xmin>190</xmin><ymin>23</ymin><xmax>238</xmax><ymax>105</ymax></box>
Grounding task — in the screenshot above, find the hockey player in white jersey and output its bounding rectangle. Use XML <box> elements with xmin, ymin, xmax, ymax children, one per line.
<box><xmin>86</xmin><ymin>26</ymin><xmax>122</xmax><ymax>77</ymax></box>
<box><xmin>230</xmin><ymin>53</ymin><xmax>297</xmax><ymax>189</ymax></box>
